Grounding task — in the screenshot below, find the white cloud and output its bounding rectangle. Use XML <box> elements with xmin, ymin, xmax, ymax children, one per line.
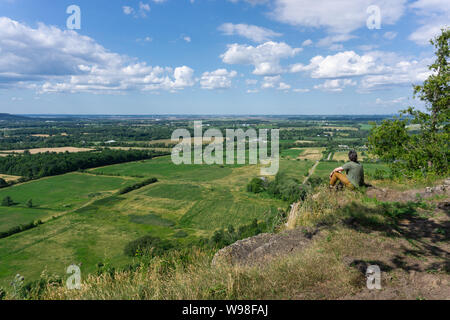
<box><xmin>261</xmin><ymin>75</ymin><xmax>281</xmax><ymax>88</ymax></box>
<box><xmin>0</xmin><ymin>17</ymin><xmax>195</xmax><ymax>93</ymax></box>
<box><xmin>221</xmin><ymin>41</ymin><xmax>302</xmax><ymax>75</ymax></box>
<box><xmin>183</xmin><ymin>36</ymin><xmax>191</xmax><ymax>43</ymax></box>
<box><xmin>277</xmin><ymin>82</ymin><xmax>291</xmax><ymax>90</ymax></box>
<box><xmin>291</xmin><ymin>51</ymin><xmax>380</xmax><ymax>78</ymax></box>
<box><xmin>200</xmin><ymin>68</ymin><xmax>237</xmax><ymax>90</ymax></box>
<box><xmin>409</xmin><ymin>0</ymin><xmax>449</xmax><ymax>45</ymax></box>
<box><xmin>122</xmin><ymin>6</ymin><xmax>134</xmax><ymax>15</ymax></box>
<box><xmin>123</xmin><ymin>2</ymin><xmax>151</xmax><ymax>18</ymax></box>
<box><xmin>314</xmin><ymin>79</ymin><xmax>356</xmax><ymax>92</ymax></box>
<box><xmin>260</xmin><ymin>75</ymin><xmax>292</xmax><ymax>90</ymax></box>
<box><xmin>383</xmin><ymin>31</ymin><xmax>398</xmax><ymax>40</ymax></box>
<box><xmin>228</xmin><ymin>0</ymin><xmax>268</xmax><ymax>5</ymax></box>
<box><xmin>271</xmin><ymin>0</ymin><xmax>406</xmax><ymax>34</ymax></box>
<box><xmin>375</xmin><ymin>96</ymin><xmax>407</xmax><ymax>105</ymax></box>
<box><xmin>302</xmin><ymin>39</ymin><xmax>313</xmax><ymax>46</ymax></box>
<box><xmin>218</xmin><ymin>23</ymin><xmax>282</xmax><ymax>43</ymax></box>
<box><xmin>291</xmin><ymin>50</ymin><xmax>433</xmax><ymax>91</ymax></box>
<box><xmin>293</xmin><ymin>88</ymin><xmax>310</xmax><ymax>93</ymax></box>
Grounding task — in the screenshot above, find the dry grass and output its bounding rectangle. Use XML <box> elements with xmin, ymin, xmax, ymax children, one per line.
<box><xmin>0</xmin><ymin>147</ymin><xmax>94</xmax><ymax>154</ymax></box>
<box><xmin>0</xmin><ymin>174</ymin><xmax>21</xmax><ymax>182</ymax></box>
<box><xmin>297</xmin><ymin>147</ymin><xmax>326</xmax><ymax>161</ymax></box>
<box><xmin>292</xmin><ymin>186</ymin><xmax>362</xmax><ymax>227</ymax></box>
<box><xmin>39</xmin><ymin>230</ymin><xmax>371</xmax><ymax>300</ymax></box>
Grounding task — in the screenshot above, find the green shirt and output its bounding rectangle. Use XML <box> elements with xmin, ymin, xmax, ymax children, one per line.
<box><xmin>342</xmin><ymin>161</ymin><xmax>365</xmax><ymax>187</ymax></box>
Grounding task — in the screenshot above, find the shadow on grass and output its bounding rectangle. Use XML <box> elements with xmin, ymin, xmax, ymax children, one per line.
<box><xmin>339</xmin><ymin>201</ymin><xmax>449</xmax><ymax>273</ymax></box>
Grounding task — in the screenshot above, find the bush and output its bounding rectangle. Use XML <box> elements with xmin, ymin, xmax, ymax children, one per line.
<box><xmin>246</xmin><ymin>178</ymin><xmax>265</xmax><ymax>193</ymax></box>
<box><xmin>0</xmin><ymin>178</ymin><xmax>8</xmax><ymax>188</ymax></box>
<box><xmin>124</xmin><ymin>235</ymin><xmax>173</xmax><ymax>257</ymax></box>
<box><xmin>2</xmin><ymin>196</ymin><xmax>13</xmax><ymax>207</ymax></box>
<box><xmin>118</xmin><ymin>178</ymin><xmax>158</xmax><ymax>195</ymax></box>
<box><xmin>267</xmin><ymin>172</ymin><xmax>309</xmax><ymax>203</ymax></box>
<box><xmin>0</xmin><ymin>220</ymin><xmax>43</xmax><ymax>239</ymax></box>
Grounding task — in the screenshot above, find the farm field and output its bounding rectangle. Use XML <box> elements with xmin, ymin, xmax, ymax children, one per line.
<box><xmin>296</xmin><ymin>147</ymin><xmax>326</xmax><ymax>160</ymax></box>
<box><xmin>0</xmin><ymin>174</ymin><xmax>21</xmax><ymax>182</ymax></box>
<box><xmin>0</xmin><ymin>147</ymin><xmax>94</xmax><ymax>154</ymax></box>
<box><xmin>0</xmin><ymin>155</ymin><xmax>317</xmax><ymax>286</ymax></box>
<box><xmin>0</xmin><ymin>115</ymin><xmax>395</xmax><ymax>291</ymax></box>
<box><xmin>0</xmin><ymin>173</ymin><xmax>139</xmax><ymax>233</ymax></box>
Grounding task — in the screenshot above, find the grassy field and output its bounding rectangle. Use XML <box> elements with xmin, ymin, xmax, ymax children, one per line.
<box><xmin>0</xmin><ymin>173</ymin><xmax>138</xmax><ymax>233</ymax></box>
<box><xmin>0</xmin><ymin>147</ymin><xmax>391</xmax><ymax>288</ymax></box>
<box><xmin>0</xmin><ymin>155</ymin><xmax>313</xmax><ymax>286</ymax></box>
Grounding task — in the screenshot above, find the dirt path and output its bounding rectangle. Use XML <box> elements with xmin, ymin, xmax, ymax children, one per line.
<box><xmin>303</xmin><ymin>160</ymin><xmax>320</xmax><ymax>184</ymax></box>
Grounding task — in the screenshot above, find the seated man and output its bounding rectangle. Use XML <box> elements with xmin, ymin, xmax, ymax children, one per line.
<box><xmin>329</xmin><ymin>150</ymin><xmax>365</xmax><ymax>190</ymax></box>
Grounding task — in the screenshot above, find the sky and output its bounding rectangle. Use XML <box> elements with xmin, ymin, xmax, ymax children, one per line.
<box><xmin>0</xmin><ymin>0</ymin><xmax>448</xmax><ymax>115</ymax></box>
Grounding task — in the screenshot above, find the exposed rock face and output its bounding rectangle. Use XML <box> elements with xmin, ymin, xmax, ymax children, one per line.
<box><xmin>212</xmin><ymin>228</ymin><xmax>319</xmax><ymax>267</ymax></box>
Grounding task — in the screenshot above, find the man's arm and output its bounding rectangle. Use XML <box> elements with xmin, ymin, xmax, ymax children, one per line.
<box><xmin>330</xmin><ymin>167</ymin><xmax>344</xmax><ymax>178</ymax></box>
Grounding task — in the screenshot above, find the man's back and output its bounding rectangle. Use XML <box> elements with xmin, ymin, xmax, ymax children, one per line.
<box><xmin>342</xmin><ymin>161</ymin><xmax>365</xmax><ymax>187</ymax></box>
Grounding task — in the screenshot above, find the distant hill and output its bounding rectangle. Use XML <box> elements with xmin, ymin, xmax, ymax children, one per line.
<box><xmin>0</xmin><ymin>113</ymin><xmax>30</xmax><ymax>120</ymax></box>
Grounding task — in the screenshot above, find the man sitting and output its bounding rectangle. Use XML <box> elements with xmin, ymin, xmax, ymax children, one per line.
<box><xmin>329</xmin><ymin>150</ymin><xmax>365</xmax><ymax>190</ymax></box>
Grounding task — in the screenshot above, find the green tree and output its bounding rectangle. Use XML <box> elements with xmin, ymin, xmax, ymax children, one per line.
<box><xmin>0</xmin><ymin>178</ymin><xmax>7</xmax><ymax>187</ymax></box>
<box><xmin>2</xmin><ymin>196</ymin><xmax>13</xmax><ymax>207</ymax></box>
<box><xmin>368</xmin><ymin>28</ymin><xmax>449</xmax><ymax>177</ymax></box>
<box><xmin>27</xmin><ymin>199</ymin><xmax>33</xmax><ymax>208</ymax></box>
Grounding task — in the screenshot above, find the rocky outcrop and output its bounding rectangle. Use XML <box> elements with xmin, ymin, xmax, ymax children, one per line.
<box><xmin>366</xmin><ymin>179</ymin><xmax>450</xmax><ymax>203</ymax></box>
<box><xmin>212</xmin><ymin>228</ymin><xmax>319</xmax><ymax>267</ymax></box>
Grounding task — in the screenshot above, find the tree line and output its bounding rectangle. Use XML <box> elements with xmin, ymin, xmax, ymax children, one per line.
<box><xmin>0</xmin><ymin>149</ymin><xmax>169</xmax><ymax>180</ymax></box>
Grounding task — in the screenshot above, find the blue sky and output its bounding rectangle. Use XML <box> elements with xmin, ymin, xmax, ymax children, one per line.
<box><xmin>0</xmin><ymin>0</ymin><xmax>448</xmax><ymax>114</ymax></box>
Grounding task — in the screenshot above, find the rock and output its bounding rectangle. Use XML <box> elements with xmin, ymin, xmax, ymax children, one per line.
<box><xmin>212</xmin><ymin>228</ymin><xmax>319</xmax><ymax>267</ymax></box>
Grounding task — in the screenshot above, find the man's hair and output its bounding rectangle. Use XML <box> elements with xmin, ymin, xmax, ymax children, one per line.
<box><xmin>348</xmin><ymin>150</ymin><xmax>358</xmax><ymax>163</ymax></box>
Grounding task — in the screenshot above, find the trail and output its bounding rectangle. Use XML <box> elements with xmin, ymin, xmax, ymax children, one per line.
<box><xmin>287</xmin><ymin>153</ymin><xmax>332</xmax><ymax>228</ymax></box>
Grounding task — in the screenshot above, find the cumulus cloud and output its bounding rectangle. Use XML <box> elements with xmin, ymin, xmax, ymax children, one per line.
<box><xmin>0</xmin><ymin>17</ymin><xmax>195</xmax><ymax>93</ymax></box>
<box><xmin>218</xmin><ymin>23</ymin><xmax>282</xmax><ymax>43</ymax></box>
<box><xmin>270</xmin><ymin>0</ymin><xmax>406</xmax><ymax>34</ymax></box>
<box><xmin>290</xmin><ymin>51</ymin><xmax>380</xmax><ymax>78</ymax></box>
<box><xmin>409</xmin><ymin>0</ymin><xmax>449</xmax><ymax>45</ymax></box>
<box><xmin>291</xmin><ymin>50</ymin><xmax>432</xmax><ymax>91</ymax></box>
<box><xmin>221</xmin><ymin>41</ymin><xmax>302</xmax><ymax>75</ymax></box>
<box><xmin>200</xmin><ymin>68</ymin><xmax>237</xmax><ymax>90</ymax></box>
<box><xmin>314</xmin><ymin>79</ymin><xmax>356</xmax><ymax>92</ymax></box>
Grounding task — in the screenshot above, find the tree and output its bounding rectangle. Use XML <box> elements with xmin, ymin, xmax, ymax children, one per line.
<box><xmin>27</xmin><ymin>199</ymin><xmax>33</xmax><ymax>208</ymax></box>
<box><xmin>369</xmin><ymin>28</ymin><xmax>449</xmax><ymax>177</ymax></box>
<box><xmin>2</xmin><ymin>196</ymin><xmax>13</xmax><ymax>207</ymax></box>
<box><xmin>0</xmin><ymin>178</ymin><xmax>7</xmax><ymax>188</ymax></box>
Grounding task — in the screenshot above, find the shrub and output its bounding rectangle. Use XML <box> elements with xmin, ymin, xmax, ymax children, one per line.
<box><xmin>124</xmin><ymin>235</ymin><xmax>173</xmax><ymax>257</ymax></box>
<box><xmin>2</xmin><ymin>196</ymin><xmax>13</xmax><ymax>207</ymax></box>
<box><xmin>246</xmin><ymin>177</ymin><xmax>265</xmax><ymax>193</ymax></box>
<box><xmin>118</xmin><ymin>178</ymin><xmax>158</xmax><ymax>195</ymax></box>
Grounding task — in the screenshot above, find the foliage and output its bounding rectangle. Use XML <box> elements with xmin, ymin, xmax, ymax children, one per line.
<box><xmin>124</xmin><ymin>235</ymin><xmax>174</xmax><ymax>257</ymax></box>
<box><xmin>368</xmin><ymin>29</ymin><xmax>449</xmax><ymax>178</ymax></box>
<box><xmin>0</xmin><ymin>220</ymin><xmax>43</xmax><ymax>239</ymax></box>
<box><xmin>267</xmin><ymin>172</ymin><xmax>309</xmax><ymax>203</ymax></box>
<box><xmin>0</xmin><ymin>149</ymin><xmax>169</xmax><ymax>179</ymax></box>
<box><xmin>2</xmin><ymin>196</ymin><xmax>13</xmax><ymax>207</ymax></box>
<box><xmin>118</xmin><ymin>178</ymin><xmax>158</xmax><ymax>195</ymax></box>
<box><xmin>246</xmin><ymin>177</ymin><xmax>265</xmax><ymax>193</ymax></box>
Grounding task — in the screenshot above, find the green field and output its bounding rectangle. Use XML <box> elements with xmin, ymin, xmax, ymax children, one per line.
<box><xmin>0</xmin><ymin>173</ymin><xmax>138</xmax><ymax>232</ymax></box>
<box><xmin>0</xmin><ymin>150</ymin><xmax>389</xmax><ymax>287</ymax></box>
<box><xmin>0</xmin><ymin>156</ymin><xmax>313</xmax><ymax>286</ymax></box>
